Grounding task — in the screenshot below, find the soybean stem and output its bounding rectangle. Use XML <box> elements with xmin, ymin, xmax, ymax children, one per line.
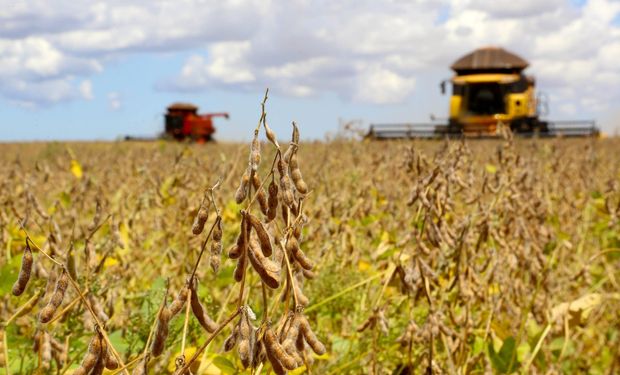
<box><xmin>181</xmin><ymin>289</ymin><xmax>192</xmax><ymax>355</ymax></box>
<box><xmin>178</xmin><ymin>308</ymin><xmax>242</xmax><ymax>373</ymax></box>
<box><xmin>281</xmin><ymin>239</ymin><xmax>299</xmax><ymax>307</ymax></box>
<box><xmin>190</xmin><ymin>215</ymin><xmax>221</xmax><ymax>282</ymax></box>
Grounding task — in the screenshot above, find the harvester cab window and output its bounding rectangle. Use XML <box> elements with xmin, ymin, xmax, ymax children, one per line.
<box><xmin>465</xmin><ymin>83</ymin><xmax>505</xmax><ymax>115</ymax></box>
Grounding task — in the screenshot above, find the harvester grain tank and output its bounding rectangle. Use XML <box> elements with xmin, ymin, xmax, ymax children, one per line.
<box><xmin>164</xmin><ymin>103</ymin><xmax>229</xmax><ymax>142</ymax></box>
<box><xmin>367</xmin><ymin>47</ymin><xmax>599</xmax><ymax>139</ymax></box>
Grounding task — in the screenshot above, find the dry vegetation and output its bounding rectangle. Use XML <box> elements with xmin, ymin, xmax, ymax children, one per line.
<box><xmin>1</xmin><ymin>101</ymin><xmax>619</xmax><ymax>374</ymax></box>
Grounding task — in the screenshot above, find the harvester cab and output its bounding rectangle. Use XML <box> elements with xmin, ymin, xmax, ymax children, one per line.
<box><xmin>444</xmin><ymin>47</ymin><xmax>543</xmax><ymax>135</ymax></box>
<box><xmin>164</xmin><ymin>103</ymin><xmax>229</xmax><ymax>142</ymax></box>
<box><xmin>367</xmin><ymin>47</ymin><xmax>599</xmax><ymax>139</ymax></box>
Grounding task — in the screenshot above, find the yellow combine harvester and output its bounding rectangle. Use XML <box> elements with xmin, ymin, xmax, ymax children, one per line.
<box><xmin>368</xmin><ymin>47</ymin><xmax>599</xmax><ymax>139</ymax></box>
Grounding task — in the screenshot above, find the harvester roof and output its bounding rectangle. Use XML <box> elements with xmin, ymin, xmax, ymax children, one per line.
<box><xmin>167</xmin><ymin>102</ymin><xmax>199</xmax><ymax>112</ymax></box>
<box><xmin>451</xmin><ymin>47</ymin><xmax>529</xmax><ymax>74</ymax></box>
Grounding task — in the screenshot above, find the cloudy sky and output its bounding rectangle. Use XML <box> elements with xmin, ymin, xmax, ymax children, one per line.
<box><xmin>1</xmin><ymin>0</ymin><xmax>619</xmax><ymax>141</ymax></box>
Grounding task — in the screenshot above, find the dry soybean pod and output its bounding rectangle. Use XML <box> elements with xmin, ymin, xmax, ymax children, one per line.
<box><xmin>223</xmin><ymin>325</ymin><xmax>239</xmax><ymax>352</ymax></box>
<box><xmin>189</xmin><ymin>277</ymin><xmax>217</xmax><ymax>333</ymax></box>
<box><xmin>277</xmin><ymin>158</ymin><xmax>294</xmax><ymax>207</ymax></box>
<box><xmin>286</xmin><ymin>237</ymin><xmax>314</xmax><ymax>270</ymax></box>
<box><xmin>264</xmin><ymin>120</ymin><xmax>280</xmax><ymax>149</ymax></box>
<box><xmin>283</xmin><ymin>338</ymin><xmax>303</xmax><ymax>368</ymax></box>
<box><xmin>266</xmin><ymin>179</ymin><xmax>279</xmax><ymax>222</ymax></box>
<box><xmin>292</xmin><ymin>221</ymin><xmax>303</xmax><ymax>240</ymax></box>
<box><xmin>191</xmin><ymin>205</ymin><xmax>209</xmax><ymax>235</ymax></box>
<box><xmin>168</xmin><ymin>285</ymin><xmax>189</xmax><ymax>317</ymax></box>
<box><xmin>251</xmin><ymin>173</ymin><xmax>269</xmax><ymax>216</ymax></box>
<box><xmin>291</xmin><ymin>122</ymin><xmax>299</xmax><ymax>144</ymax></box>
<box><xmin>229</xmin><ymin>214</ymin><xmax>249</xmax><ymax>260</ymax></box>
<box><xmin>281</xmin><ymin>315</ymin><xmax>303</xmax><ymax>366</ymax></box>
<box><xmin>295</xmin><ymin>330</ymin><xmax>305</xmax><ymax>352</ymax></box>
<box><xmin>228</xmin><ymin>244</ymin><xmax>242</xmax><ymax>260</ymax></box>
<box><xmin>212</xmin><ymin>216</ymin><xmax>223</xmax><ymax>243</ymax></box>
<box><xmin>264</xmin><ymin>327</ymin><xmax>297</xmax><ymax>370</ymax></box>
<box><xmin>210</xmin><ymin>218</ymin><xmax>223</xmax><ymax>273</ymax></box>
<box><xmin>237</xmin><ymin>309</ymin><xmax>254</xmax><ymax>368</ymax></box>
<box><xmin>233</xmin><ymin>214</ymin><xmax>250</xmax><ymax>282</ymax></box>
<box><xmin>247</xmin><ymin>213</ymin><xmax>272</xmax><ymax>256</ymax></box>
<box><xmin>91</xmin><ymin>355</ymin><xmax>105</xmax><ymax>375</ymax></box>
<box><xmin>251</xmin><ymin>339</ymin><xmax>266</xmax><ymax>368</ymax></box>
<box><xmin>247</xmin><ymin>236</ymin><xmax>280</xmax><ymax>289</ymax></box>
<box><xmin>299</xmin><ymin>315</ymin><xmax>326</xmax><ymax>355</ymax></box>
<box><xmin>289</xmin><ymin>151</ymin><xmax>308</xmax><ymax>194</ymax></box>
<box><xmin>39</xmin><ymin>269</ymin><xmax>69</xmax><ymax>323</ymax></box>
<box><xmin>293</xmin><ymin>281</ymin><xmax>310</xmax><ymax>307</ymax></box>
<box><xmin>102</xmin><ymin>334</ymin><xmax>119</xmax><ymax>370</ymax></box>
<box><xmin>73</xmin><ymin>332</ymin><xmax>102</xmax><ymax>375</ymax></box>
<box><xmin>301</xmin><ymin>268</ymin><xmax>316</xmax><ymax>279</ymax></box>
<box><xmin>233</xmin><ymin>251</ymin><xmax>247</xmax><ymax>283</ymax></box>
<box><xmin>282</xmin><ymin>143</ymin><xmax>293</xmax><ymax>165</ymax></box>
<box><xmin>283</xmin><ymin>313</ymin><xmax>301</xmax><ymax>343</ymax></box>
<box><xmin>249</xmin><ymin>134</ymin><xmax>261</xmax><ymax>172</ymax></box>
<box><xmin>41</xmin><ymin>330</ymin><xmax>52</xmax><ymax>370</ymax></box>
<box><xmin>235</xmin><ymin>170</ymin><xmax>251</xmax><ymax>204</ymax></box>
<box><xmin>265</xmin><ymin>342</ymin><xmax>287</xmax><ymax>375</ymax></box>
<box><xmin>12</xmin><ymin>240</ymin><xmax>33</xmax><ymax>296</ymax></box>
<box><xmin>150</xmin><ymin>306</ymin><xmax>171</xmax><ymax>357</ymax></box>
<box><xmin>278</xmin><ymin>313</ymin><xmax>293</xmax><ymax>341</ymax></box>
<box><xmin>151</xmin><ymin>287</ymin><xmax>173</xmax><ymax>358</ymax></box>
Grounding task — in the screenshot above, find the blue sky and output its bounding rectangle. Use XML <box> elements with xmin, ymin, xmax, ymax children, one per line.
<box><xmin>0</xmin><ymin>0</ymin><xmax>619</xmax><ymax>142</ymax></box>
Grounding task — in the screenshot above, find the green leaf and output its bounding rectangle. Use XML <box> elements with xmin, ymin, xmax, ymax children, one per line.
<box><xmin>331</xmin><ymin>336</ymin><xmax>353</xmax><ymax>356</ymax></box>
<box><xmin>107</xmin><ymin>330</ymin><xmax>130</xmax><ymax>355</ymax></box>
<box><xmin>0</xmin><ymin>254</ymin><xmax>22</xmax><ymax>295</ymax></box>
<box><xmin>150</xmin><ymin>276</ymin><xmax>167</xmax><ymax>292</ymax></box>
<box><xmin>488</xmin><ymin>336</ymin><xmax>521</xmax><ymax>374</ymax></box>
<box><xmin>473</xmin><ymin>336</ymin><xmax>485</xmax><ymax>356</ymax></box>
<box><xmin>212</xmin><ymin>355</ymin><xmax>237</xmax><ymax>374</ymax></box>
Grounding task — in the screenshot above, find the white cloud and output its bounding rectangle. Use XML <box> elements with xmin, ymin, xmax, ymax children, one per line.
<box><xmin>79</xmin><ymin>80</ymin><xmax>93</xmax><ymax>100</ymax></box>
<box><xmin>0</xmin><ymin>0</ymin><xmax>262</xmax><ymax>105</ymax></box>
<box><xmin>465</xmin><ymin>0</ymin><xmax>565</xmax><ymax>18</ymax></box>
<box><xmin>0</xmin><ymin>0</ymin><xmax>618</xmax><ymax>124</ymax></box>
<box><xmin>353</xmin><ymin>65</ymin><xmax>416</xmax><ymax>104</ymax></box>
<box><xmin>183</xmin><ymin>42</ymin><xmax>255</xmax><ymax>87</ymax></box>
<box><xmin>0</xmin><ymin>36</ymin><xmax>100</xmax><ymax>106</ymax></box>
<box><xmin>108</xmin><ymin>92</ymin><xmax>122</xmax><ymax>111</ymax></box>
<box><xmin>0</xmin><ymin>37</ymin><xmax>100</xmax><ymax>79</ymax></box>
<box><xmin>5</xmin><ymin>78</ymin><xmax>77</xmax><ymax>107</ymax></box>
<box><xmin>163</xmin><ymin>0</ymin><xmax>620</xmax><ymax>111</ymax></box>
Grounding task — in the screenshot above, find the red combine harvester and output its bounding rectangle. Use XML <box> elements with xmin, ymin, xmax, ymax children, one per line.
<box><xmin>164</xmin><ymin>103</ymin><xmax>229</xmax><ymax>142</ymax></box>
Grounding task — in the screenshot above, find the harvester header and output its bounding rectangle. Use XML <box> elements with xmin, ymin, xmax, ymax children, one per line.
<box><xmin>368</xmin><ymin>46</ymin><xmax>599</xmax><ymax>139</ymax></box>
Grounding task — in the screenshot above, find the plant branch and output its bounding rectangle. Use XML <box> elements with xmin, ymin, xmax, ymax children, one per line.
<box><xmin>178</xmin><ymin>308</ymin><xmax>242</xmax><ymax>373</ymax></box>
